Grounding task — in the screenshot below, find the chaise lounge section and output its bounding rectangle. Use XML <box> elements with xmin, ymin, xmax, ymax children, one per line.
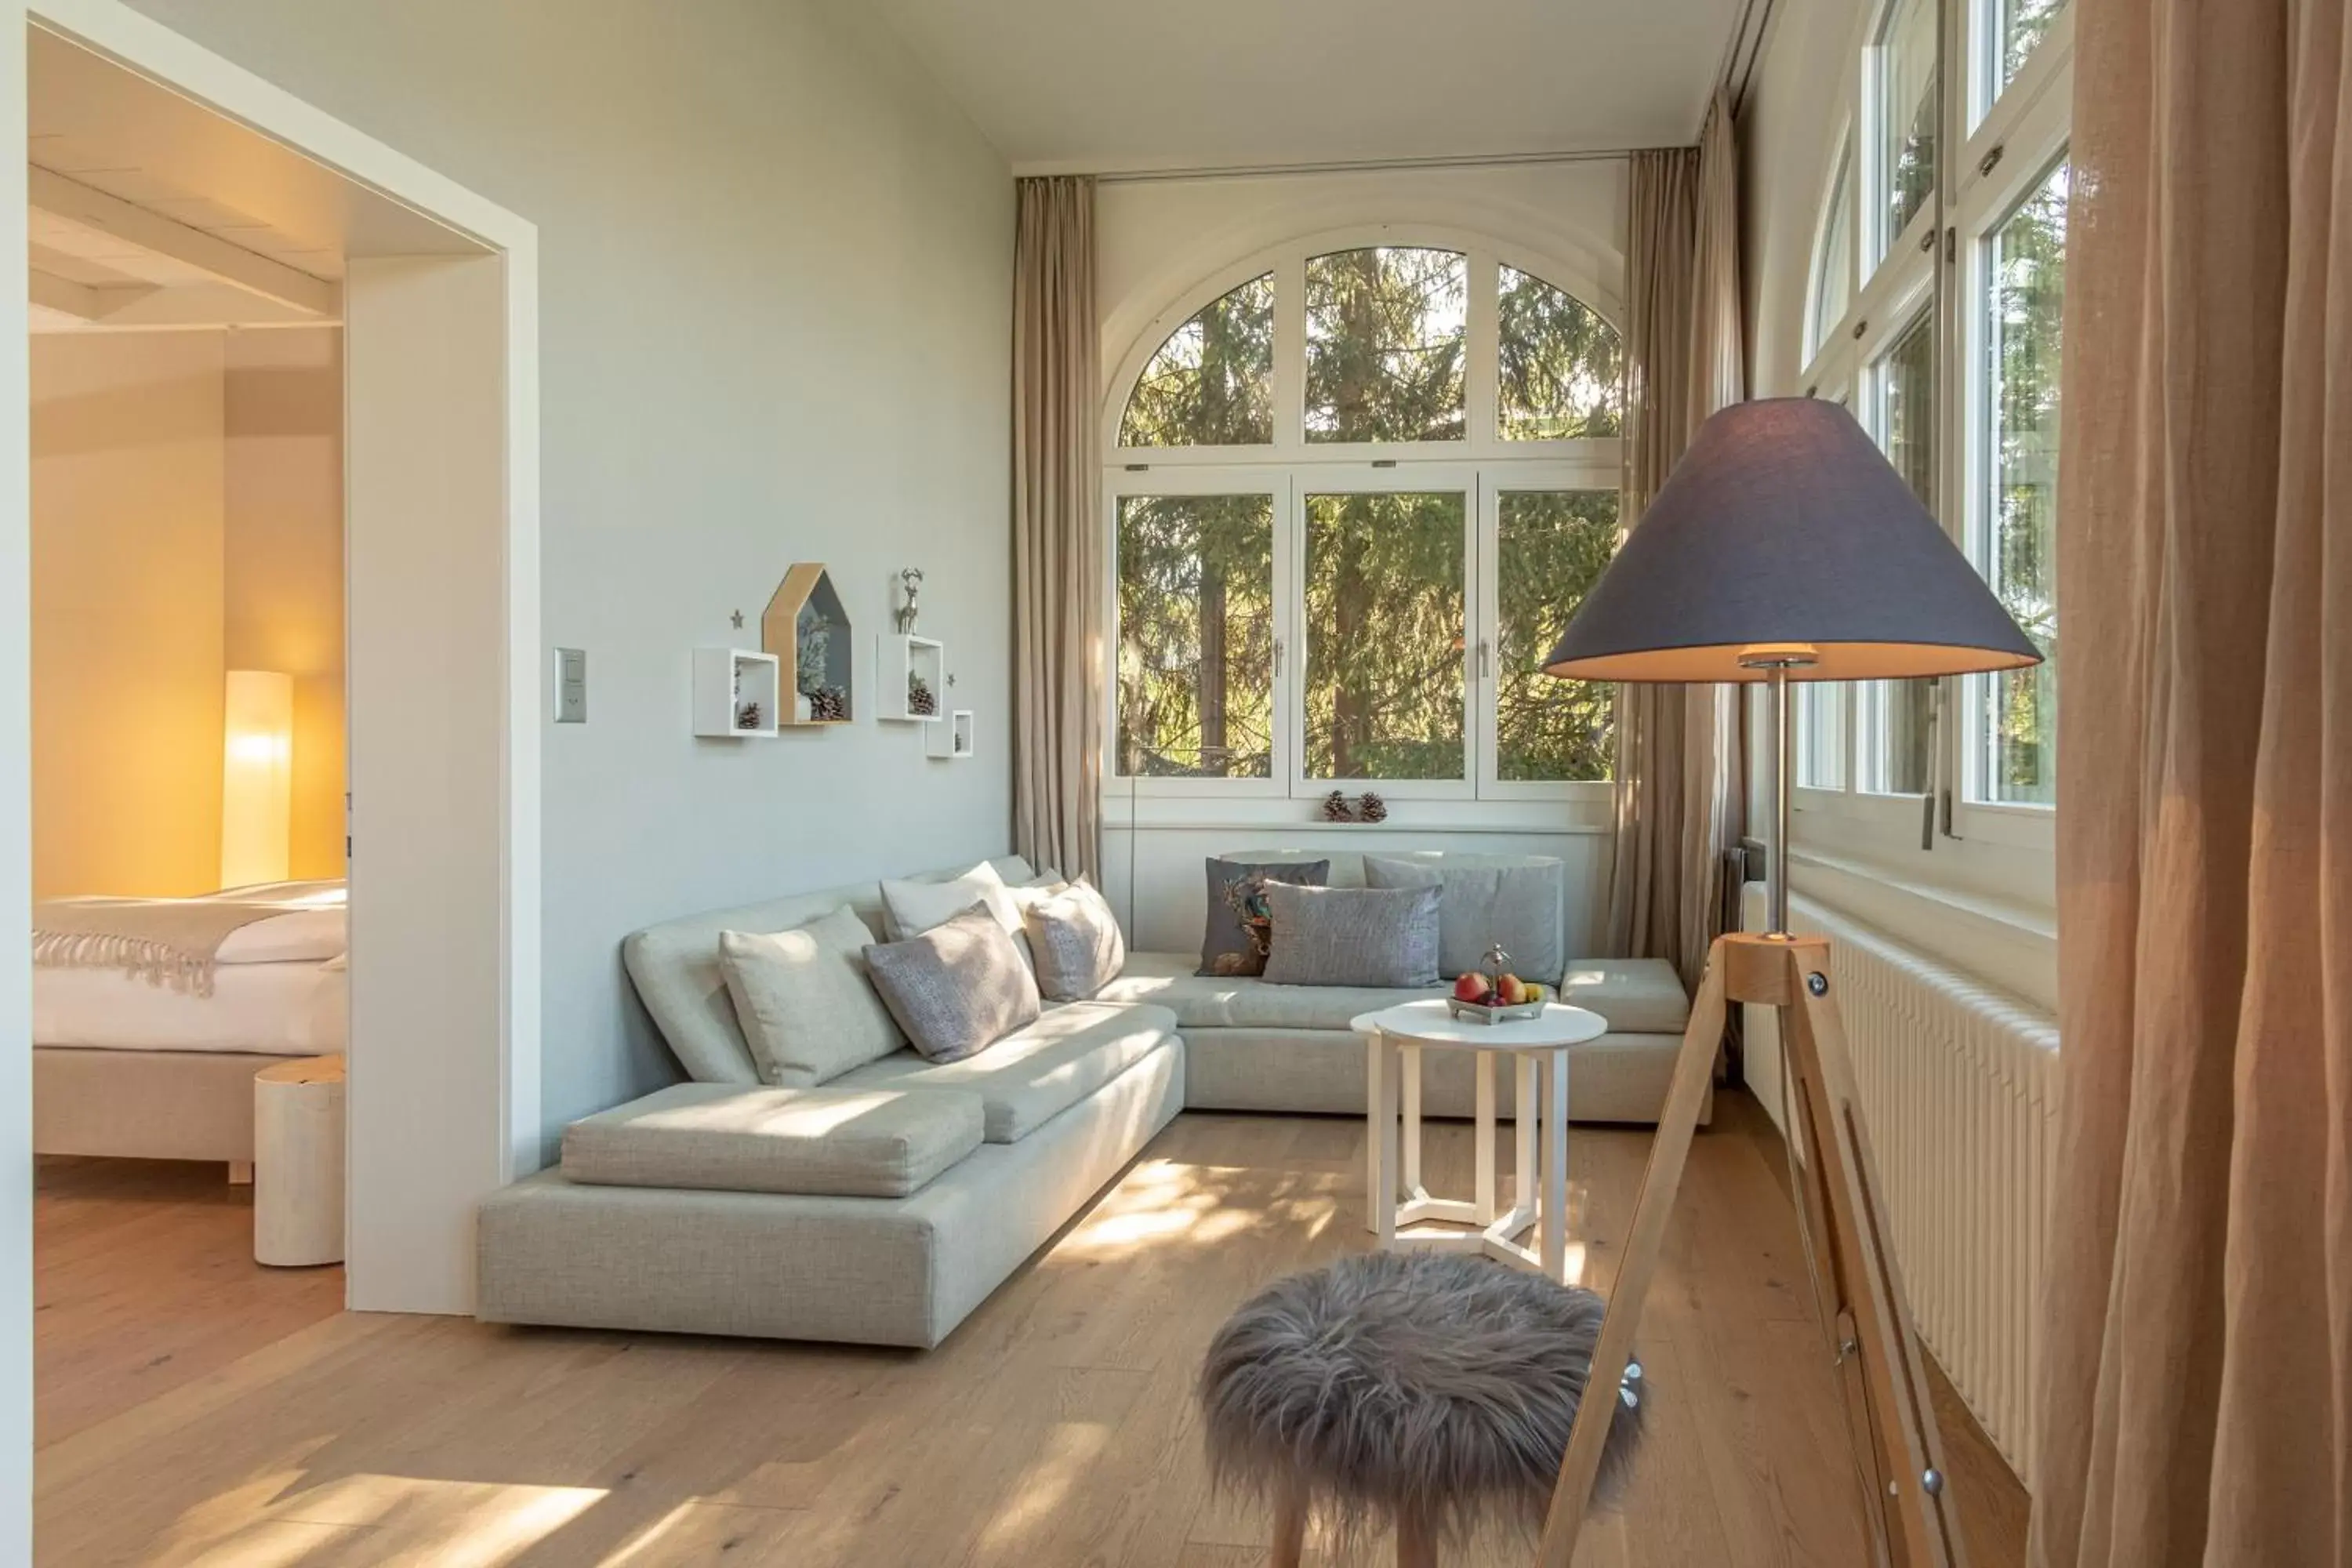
<box><xmin>476</xmin><ymin>850</ymin><xmax>1693</xmax><ymax>1349</ymax></box>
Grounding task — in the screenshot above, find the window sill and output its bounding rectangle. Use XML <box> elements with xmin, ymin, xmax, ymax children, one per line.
<box><xmin>1103</xmin><ymin>791</ymin><xmax>1610</xmax><ymax>836</ymax></box>
<box><xmin>1785</xmin><ymin>845</ymin><xmax>2056</xmax><ymax>1011</ymax></box>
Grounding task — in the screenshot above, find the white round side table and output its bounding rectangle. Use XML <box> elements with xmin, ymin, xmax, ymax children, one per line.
<box><xmin>1352</xmin><ymin>1000</ymin><xmax>1606</xmax><ymax>1283</ymax></box>
<box><xmin>253</xmin><ymin>1053</ymin><xmax>345</xmax><ymax>1268</ymax></box>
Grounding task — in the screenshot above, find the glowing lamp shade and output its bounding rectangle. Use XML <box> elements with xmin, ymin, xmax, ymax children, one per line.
<box><xmin>220</xmin><ymin>670</ymin><xmax>294</xmax><ymax>890</ymax></box>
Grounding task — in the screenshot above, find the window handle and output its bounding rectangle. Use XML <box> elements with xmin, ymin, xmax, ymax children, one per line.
<box><xmin>1273</xmin><ymin>637</ymin><xmax>1284</xmax><ymax>677</ymax></box>
<box><xmin>1478</xmin><ymin>640</ymin><xmax>1492</xmax><ymax>680</ymax></box>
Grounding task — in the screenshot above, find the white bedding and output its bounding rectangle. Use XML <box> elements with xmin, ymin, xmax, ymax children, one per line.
<box><xmin>34</xmin><ymin>960</ymin><xmax>347</xmax><ymax>1055</ymax></box>
<box><xmin>33</xmin><ymin>880</ymin><xmax>348</xmax><ymax>1055</ymax></box>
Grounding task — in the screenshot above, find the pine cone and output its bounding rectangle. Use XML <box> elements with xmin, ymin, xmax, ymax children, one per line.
<box><xmin>1359</xmin><ymin>791</ymin><xmax>1388</xmax><ymax>822</ymax></box>
<box><xmin>1322</xmin><ymin>789</ymin><xmax>1354</xmax><ymax>822</ymax></box>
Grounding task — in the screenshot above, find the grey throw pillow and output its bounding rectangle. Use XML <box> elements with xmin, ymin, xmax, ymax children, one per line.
<box><xmin>1260</xmin><ymin>884</ymin><xmax>1442</xmax><ymax>988</ymax></box>
<box><xmin>1200</xmin><ymin>857</ymin><xmax>1330</xmax><ymax>977</ymax></box>
<box><xmin>1023</xmin><ymin>877</ymin><xmax>1127</xmax><ymax>1002</ymax></box>
<box><xmin>1364</xmin><ymin>855</ymin><xmax>1565</xmax><ymax>980</ymax></box>
<box><xmin>719</xmin><ymin>906</ymin><xmax>903</xmax><ymax>1087</ymax></box>
<box><xmin>864</xmin><ymin>902</ymin><xmax>1042</xmax><ymax>1062</ymax></box>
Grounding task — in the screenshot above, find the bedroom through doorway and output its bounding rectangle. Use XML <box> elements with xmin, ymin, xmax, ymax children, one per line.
<box><xmin>20</xmin><ymin>19</ymin><xmax>514</xmax><ymax>1446</ymax></box>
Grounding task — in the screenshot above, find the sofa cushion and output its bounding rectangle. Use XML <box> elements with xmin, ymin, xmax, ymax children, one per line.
<box><xmin>865</xmin><ymin>904</ymin><xmax>1042</xmax><ymax>1062</ymax></box>
<box><xmin>830</xmin><ymin>1000</ymin><xmax>1177</xmax><ymax>1143</ymax></box>
<box><xmin>718</xmin><ymin>906</ymin><xmax>902</xmax><ymax>1087</ymax></box>
<box><xmin>1200</xmin><ymin>857</ymin><xmax>1329</xmax><ymax>977</ymax></box>
<box><xmin>1099</xmin><ymin>950</ymin><xmax>1443</xmax><ymax>1032</ymax></box>
<box><xmin>1261</xmin><ymin>883</ymin><xmax>1441</xmax><ymax>988</ymax></box>
<box><xmin>1558</xmin><ymin>958</ymin><xmax>1690</xmax><ymax>1034</ymax></box>
<box><xmin>1023</xmin><ymin>877</ymin><xmax>1126</xmax><ymax>1002</ymax></box>
<box><xmin>561</xmin><ymin>1082</ymin><xmax>985</xmax><ymax>1199</ymax></box>
<box><xmin>1363</xmin><ymin>854</ymin><xmax>1565</xmax><ymax>980</ymax></box>
<box><xmin>622</xmin><ymin>855</ymin><xmax>1040</xmax><ymax>1084</ymax></box>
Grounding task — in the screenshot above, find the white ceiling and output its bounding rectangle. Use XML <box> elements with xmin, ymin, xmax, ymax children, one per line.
<box><xmin>26</xmin><ymin>27</ymin><xmax>482</xmax><ymax>332</ymax></box>
<box><xmin>871</xmin><ymin>0</ymin><xmax>1744</xmax><ymax>173</ymax></box>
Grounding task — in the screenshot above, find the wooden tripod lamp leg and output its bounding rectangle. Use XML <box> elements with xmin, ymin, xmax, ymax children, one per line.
<box><xmin>1532</xmin><ymin>942</ymin><xmax>1728</xmax><ymax>1566</ymax></box>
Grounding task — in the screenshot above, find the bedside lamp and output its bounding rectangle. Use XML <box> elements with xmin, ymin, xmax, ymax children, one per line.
<box><xmin>1532</xmin><ymin>398</ymin><xmax>2041</xmax><ymax>1568</ymax></box>
<box><xmin>221</xmin><ymin>670</ymin><xmax>294</xmax><ymax>890</ymax></box>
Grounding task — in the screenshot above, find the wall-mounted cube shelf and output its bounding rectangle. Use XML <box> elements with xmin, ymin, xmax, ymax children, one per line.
<box><xmin>693</xmin><ymin>647</ymin><xmax>780</xmax><ymax>738</ymax></box>
<box><xmin>876</xmin><ymin>633</ymin><xmax>946</xmax><ymax>723</ymax></box>
<box><xmin>761</xmin><ymin>564</ymin><xmax>854</xmax><ymax>725</ymax></box>
<box><xmin>926</xmin><ymin>709</ymin><xmax>975</xmax><ymax>760</ymax></box>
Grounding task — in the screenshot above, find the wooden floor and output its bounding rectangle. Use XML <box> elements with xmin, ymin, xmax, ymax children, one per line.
<box><xmin>34</xmin><ymin>1095</ymin><xmax>2028</xmax><ymax>1566</ymax></box>
<box><xmin>34</xmin><ymin>1156</ymin><xmax>345</xmax><ymax>1450</ymax></box>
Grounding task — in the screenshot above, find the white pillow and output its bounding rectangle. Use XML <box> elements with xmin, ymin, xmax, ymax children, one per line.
<box><xmin>1022</xmin><ymin>877</ymin><xmax>1126</xmax><ymax>1002</ymax></box>
<box><xmin>718</xmin><ymin>906</ymin><xmax>903</xmax><ymax>1087</ymax></box>
<box><xmin>880</xmin><ymin>862</ymin><xmax>1020</xmax><ymax>942</ymax></box>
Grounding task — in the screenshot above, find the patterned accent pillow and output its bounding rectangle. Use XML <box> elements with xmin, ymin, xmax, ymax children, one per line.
<box><xmin>1259</xmin><ymin>884</ymin><xmax>1443</xmax><ymax>988</ymax></box>
<box><xmin>1023</xmin><ymin>877</ymin><xmax>1127</xmax><ymax>1002</ymax></box>
<box><xmin>1199</xmin><ymin>858</ymin><xmax>1330</xmax><ymax>977</ymax></box>
<box><xmin>863</xmin><ymin>902</ymin><xmax>1041</xmax><ymax>1062</ymax></box>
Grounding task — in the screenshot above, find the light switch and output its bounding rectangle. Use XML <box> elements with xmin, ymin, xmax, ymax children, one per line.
<box><xmin>554</xmin><ymin>648</ymin><xmax>587</xmax><ymax>724</ymax></box>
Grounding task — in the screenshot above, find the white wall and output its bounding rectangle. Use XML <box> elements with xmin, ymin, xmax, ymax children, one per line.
<box><xmin>30</xmin><ymin>332</ymin><xmax>227</xmax><ymax>900</ymax></box>
<box><xmin>120</xmin><ymin>0</ymin><xmax>1018</xmax><ymax>1141</ymax></box>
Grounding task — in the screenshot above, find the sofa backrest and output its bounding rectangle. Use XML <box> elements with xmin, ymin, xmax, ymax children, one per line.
<box><xmin>623</xmin><ymin>854</ymin><xmax>1040</xmax><ymax>1084</ymax></box>
<box><xmin>1222</xmin><ymin>848</ymin><xmax>1566</xmax><ymax>978</ymax></box>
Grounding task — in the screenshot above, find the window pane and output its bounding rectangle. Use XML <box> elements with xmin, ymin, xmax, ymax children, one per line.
<box><xmin>1305</xmin><ymin>248</ymin><xmax>1466</xmax><ymax>443</ymax></box>
<box><xmin>1304</xmin><ymin>491</ymin><xmax>1465</xmax><ymax>779</ymax></box>
<box><xmin>1980</xmin><ymin>160</ymin><xmax>2067</xmax><ymax>804</ymax></box>
<box><xmin>1867</xmin><ymin>313</ymin><xmax>1936</xmax><ymax>794</ymax></box>
<box><xmin>1999</xmin><ymin>0</ymin><xmax>2066</xmax><ymax>93</ymax></box>
<box><xmin>1796</xmin><ymin>684</ymin><xmax>1848</xmax><ymax>789</ymax></box>
<box><xmin>1497</xmin><ymin>267</ymin><xmax>1623</xmax><ymax>440</ymax></box>
<box><xmin>1115</xmin><ymin>494</ymin><xmax>1275</xmax><ymax>777</ymax></box>
<box><xmin>1118</xmin><ymin>274</ymin><xmax>1274</xmax><ymax>448</ymax></box>
<box><xmin>1496</xmin><ymin>491</ymin><xmax>1617</xmax><ymax>781</ymax></box>
<box><xmin>1877</xmin><ymin>0</ymin><xmax>1938</xmax><ymax>259</ymax></box>
<box><xmin>1809</xmin><ymin>143</ymin><xmax>1855</xmax><ymax>358</ymax></box>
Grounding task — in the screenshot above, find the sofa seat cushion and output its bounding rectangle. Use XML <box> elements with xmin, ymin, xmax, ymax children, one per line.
<box><xmin>1100</xmin><ymin>951</ymin><xmax>1444</xmax><ymax>1031</ymax></box>
<box><xmin>1557</xmin><ymin>958</ymin><xmax>1690</xmax><ymax>1034</ymax></box>
<box><xmin>561</xmin><ymin>1082</ymin><xmax>985</xmax><ymax>1199</ymax></box>
<box><xmin>830</xmin><ymin>1000</ymin><xmax>1177</xmax><ymax>1144</ymax></box>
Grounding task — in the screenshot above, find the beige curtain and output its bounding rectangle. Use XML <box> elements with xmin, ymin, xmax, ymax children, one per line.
<box><xmin>1011</xmin><ymin>176</ymin><xmax>1102</xmax><ymax>883</ymax></box>
<box><xmin>1607</xmin><ymin>93</ymin><xmax>1746</xmax><ymax>992</ymax></box>
<box><xmin>2029</xmin><ymin>2</ymin><xmax>2350</xmax><ymax>1563</ymax></box>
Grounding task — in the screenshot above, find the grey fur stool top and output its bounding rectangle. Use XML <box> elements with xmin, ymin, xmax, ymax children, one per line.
<box><xmin>1199</xmin><ymin>1250</ymin><xmax>1645</xmax><ymax>1567</ymax></box>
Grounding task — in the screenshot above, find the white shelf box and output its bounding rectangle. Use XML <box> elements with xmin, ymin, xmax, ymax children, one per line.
<box><xmin>693</xmin><ymin>647</ymin><xmax>780</xmax><ymax>738</ymax></box>
<box><xmin>926</xmin><ymin>708</ymin><xmax>975</xmax><ymax>760</ymax></box>
<box><xmin>876</xmin><ymin>633</ymin><xmax>946</xmax><ymax>723</ymax></box>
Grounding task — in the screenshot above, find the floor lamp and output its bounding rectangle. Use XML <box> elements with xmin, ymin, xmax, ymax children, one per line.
<box><xmin>1530</xmin><ymin>399</ymin><xmax>2042</xmax><ymax>1568</ymax></box>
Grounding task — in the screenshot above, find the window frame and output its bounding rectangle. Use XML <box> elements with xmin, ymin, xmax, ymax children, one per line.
<box><xmin>1103</xmin><ymin>226</ymin><xmax>1627</xmax><ymax>810</ymax></box>
<box><xmin>1791</xmin><ymin>0</ymin><xmax>2071</xmax><ymax>858</ymax></box>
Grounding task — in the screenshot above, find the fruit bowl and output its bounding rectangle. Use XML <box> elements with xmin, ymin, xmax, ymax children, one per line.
<box><xmin>1446</xmin><ymin>996</ymin><xmax>1548</xmax><ymax>1025</ymax></box>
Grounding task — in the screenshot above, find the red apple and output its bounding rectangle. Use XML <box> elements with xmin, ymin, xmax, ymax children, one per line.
<box><xmin>1496</xmin><ymin>973</ymin><xmax>1528</xmax><ymax>1006</ymax></box>
<box><xmin>1454</xmin><ymin>971</ymin><xmax>1494</xmax><ymax>1004</ymax></box>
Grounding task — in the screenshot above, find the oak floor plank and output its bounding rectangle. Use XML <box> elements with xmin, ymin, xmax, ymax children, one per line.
<box><xmin>36</xmin><ymin>1098</ymin><xmax>2027</xmax><ymax>1567</ymax></box>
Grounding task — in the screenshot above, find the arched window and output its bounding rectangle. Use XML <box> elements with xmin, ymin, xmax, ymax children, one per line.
<box><xmin>1108</xmin><ymin>237</ymin><xmax>1625</xmax><ymax>804</ymax></box>
<box><xmin>1117</xmin><ymin>273</ymin><xmax>1273</xmax><ymax>448</ymax></box>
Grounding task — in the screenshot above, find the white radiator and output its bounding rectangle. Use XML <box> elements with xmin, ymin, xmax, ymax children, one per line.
<box><xmin>1740</xmin><ymin>890</ymin><xmax>2060</xmax><ymax>1481</ymax></box>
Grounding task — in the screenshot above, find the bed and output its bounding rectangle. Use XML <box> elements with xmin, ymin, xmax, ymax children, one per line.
<box><xmin>32</xmin><ymin>881</ymin><xmax>347</xmax><ymax>1167</ymax></box>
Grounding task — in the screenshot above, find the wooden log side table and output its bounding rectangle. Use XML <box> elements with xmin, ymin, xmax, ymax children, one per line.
<box><xmin>253</xmin><ymin>1053</ymin><xmax>345</xmax><ymax>1268</ymax></box>
<box><xmin>1352</xmin><ymin>1000</ymin><xmax>1607</xmax><ymax>1284</ymax></box>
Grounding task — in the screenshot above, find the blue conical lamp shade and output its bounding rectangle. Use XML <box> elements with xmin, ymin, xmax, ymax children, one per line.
<box><xmin>1541</xmin><ymin>398</ymin><xmax>2042</xmax><ymax>683</ymax></box>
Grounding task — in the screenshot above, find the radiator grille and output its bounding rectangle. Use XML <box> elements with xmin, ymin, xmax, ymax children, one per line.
<box><xmin>1740</xmin><ymin>891</ymin><xmax>2060</xmax><ymax>1479</ymax></box>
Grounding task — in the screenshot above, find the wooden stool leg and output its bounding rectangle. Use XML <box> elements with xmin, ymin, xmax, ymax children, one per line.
<box><xmin>1395</xmin><ymin>1508</ymin><xmax>1439</xmax><ymax>1568</ymax></box>
<box><xmin>1271</xmin><ymin>1478</ymin><xmax>1308</xmax><ymax>1568</ymax></box>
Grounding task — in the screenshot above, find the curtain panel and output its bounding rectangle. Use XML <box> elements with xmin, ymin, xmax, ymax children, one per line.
<box><xmin>1011</xmin><ymin>175</ymin><xmax>1103</xmax><ymax>883</ymax></box>
<box><xmin>2029</xmin><ymin>1</ymin><xmax>2350</xmax><ymax>1563</ymax></box>
<box><xmin>1606</xmin><ymin>94</ymin><xmax>1747</xmax><ymax>993</ymax></box>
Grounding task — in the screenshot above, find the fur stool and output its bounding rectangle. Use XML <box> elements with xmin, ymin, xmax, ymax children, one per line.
<box><xmin>1199</xmin><ymin>1250</ymin><xmax>1645</xmax><ymax>1567</ymax></box>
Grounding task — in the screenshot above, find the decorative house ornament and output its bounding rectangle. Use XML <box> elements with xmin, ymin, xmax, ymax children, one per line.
<box><xmin>761</xmin><ymin>564</ymin><xmax>855</xmax><ymax>726</ymax></box>
<box><xmin>895</xmin><ymin>567</ymin><xmax>924</xmax><ymax>634</ymax></box>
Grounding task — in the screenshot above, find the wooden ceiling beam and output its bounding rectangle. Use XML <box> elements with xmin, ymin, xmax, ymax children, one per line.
<box><xmin>27</xmin><ymin>165</ymin><xmax>337</xmax><ymax>318</ymax></box>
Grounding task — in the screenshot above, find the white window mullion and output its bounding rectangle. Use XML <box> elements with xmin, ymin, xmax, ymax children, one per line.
<box><xmin>1465</xmin><ymin>249</ymin><xmax>1501</xmax><ymax>458</ymax></box>
<box><xmin>1274</xmin><ymin>252</ymin><xmax>1307</xmax><ymax>455</ymax></box>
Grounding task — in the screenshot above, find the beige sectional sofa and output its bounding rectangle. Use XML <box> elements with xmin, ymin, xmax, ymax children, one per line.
<box><xmin>475</xmin><ymin>849</ymin><xmax>1692</xmax><ymax>1349</ymax></box>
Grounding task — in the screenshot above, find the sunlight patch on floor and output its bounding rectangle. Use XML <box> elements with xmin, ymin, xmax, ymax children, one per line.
<box><xmin>270</xmin><ymin>1475</ymin><xmax>604</xmax><ymax>1566</ymax></box>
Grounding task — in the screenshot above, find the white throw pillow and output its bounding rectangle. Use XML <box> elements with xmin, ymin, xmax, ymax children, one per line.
<box><xmin>880</xmin><ymin>862</ymin><xmax>1020</xmax><ymax>942</ymax></box>
<box><xmin>1022</xmin><ymin>877</ymin><xmax>1126</xmax><ymax>1002</ymax></box>
<box><xmin>718</xmin><ymin>906</ymin><xmax>904</xmax><ymax>1087</ymax></box>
